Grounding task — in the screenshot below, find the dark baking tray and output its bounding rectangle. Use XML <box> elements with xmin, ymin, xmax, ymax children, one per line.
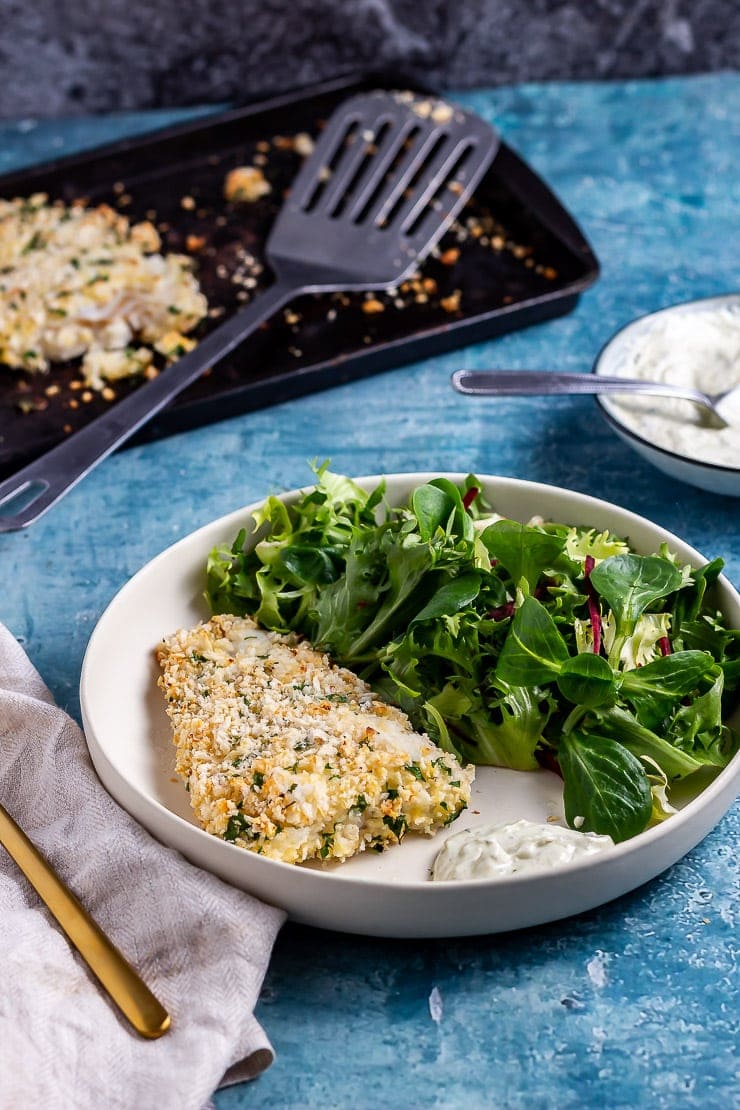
<box><xmin>0</xmin><ymin>72</ymin><xmax>599</xmax><ymax>477</ymax></box>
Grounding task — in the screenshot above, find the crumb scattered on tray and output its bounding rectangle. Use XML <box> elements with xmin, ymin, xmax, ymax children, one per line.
<box><xmin>223</xmin><ymin>166</ymin><xmax>272</xmax><ymax>203</ymax></box>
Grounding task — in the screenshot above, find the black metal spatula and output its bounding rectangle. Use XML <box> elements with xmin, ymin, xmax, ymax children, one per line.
<box><xmin>0</xmin><ymin>90</ymin><xmax>499</xmax><ymax>530</ymax></box>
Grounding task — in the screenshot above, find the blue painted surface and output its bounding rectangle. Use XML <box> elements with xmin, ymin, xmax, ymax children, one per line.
<box><xmin>1</xmin><ymin>75</ymin><xmax>738</xmax><ymax>1108</ymax></box>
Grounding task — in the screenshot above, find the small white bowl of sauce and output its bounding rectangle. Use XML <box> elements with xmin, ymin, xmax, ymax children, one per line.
<box><xmin>594</xmin><ymin>293</ymin><xmax>740</xmax><ymax>497</ymax></box>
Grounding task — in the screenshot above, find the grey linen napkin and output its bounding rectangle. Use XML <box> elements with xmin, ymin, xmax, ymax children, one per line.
<box><xmin>0</xmin><ymin>623</ymin><xmax>285</xmax><ymax>1109</ymax></box>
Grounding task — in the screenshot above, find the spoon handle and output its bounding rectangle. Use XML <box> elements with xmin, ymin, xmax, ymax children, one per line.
<box><xmin>0</xmin><ymin>802</ymin><xmax>171</xmax><ymax>1038</ymax></box>
<box><xmin>451</xmin><ymin>369</ymin><xmax>714</xmax><ymax>411</ymax></box>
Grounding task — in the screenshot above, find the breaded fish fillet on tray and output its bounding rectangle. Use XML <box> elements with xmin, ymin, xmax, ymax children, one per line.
<box><xmin>156</xmin><ymin>614</ymin><xmax>474</xmax><ymax>865</ymax></box>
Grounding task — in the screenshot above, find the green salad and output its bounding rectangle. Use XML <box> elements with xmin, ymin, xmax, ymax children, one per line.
<box><xmin>206</xmin><ymin>465</ymin><xmax>740</xmax><ymax>843</ymax></box>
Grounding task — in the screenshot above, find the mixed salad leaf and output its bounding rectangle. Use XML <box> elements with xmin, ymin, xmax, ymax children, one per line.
<box><xmin>206</xmin><ymin>465</ymin><xmax>740</xmax><ymax>843</ymax></box>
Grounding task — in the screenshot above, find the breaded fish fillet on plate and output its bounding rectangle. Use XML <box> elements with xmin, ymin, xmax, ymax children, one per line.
<box><xmin>156</xmin><ymin>614</ymin><xmax>473</xmax><ymax>865</ymax></box>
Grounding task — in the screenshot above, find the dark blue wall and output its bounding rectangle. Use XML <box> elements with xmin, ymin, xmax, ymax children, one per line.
<box><xmin>1</xmin><ymin>0</ymin><xmax>737</xmax><ymax>118</ymax></box>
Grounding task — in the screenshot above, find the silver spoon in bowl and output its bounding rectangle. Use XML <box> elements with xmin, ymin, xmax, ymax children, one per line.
<box><xmin>451</xmin><ymin>369</ymin><xmax>739</xmax><ymax>429</ymax></box>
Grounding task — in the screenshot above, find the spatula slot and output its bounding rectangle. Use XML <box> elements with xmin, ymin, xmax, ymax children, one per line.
<box><xmin>300</xmin><ymin>116</ymin><xmax>363</xmax><ymax>214</ymax></box>
<box><xmin>348</xmin><ymin>121</ymin><xmax>423</xmax><ymax>226</ymax></box>
<box><xmin>325</xmin><ymin>119</ymin><xmax>393</xmax><ymax>219</ymax></box>
<box><xmin>372</xmin><ymin>130</ymin><xmax>450</xmax><ymax>231</ymax></box>
<box><xmin>403</xmin><ymin>140</ymin><xmax>478</xmax><ymax>238</ymax></box>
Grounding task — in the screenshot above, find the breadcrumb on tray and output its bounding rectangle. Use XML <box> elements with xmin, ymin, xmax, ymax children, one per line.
<box><xmin>0</xmin><ymin>194</ymin><xmax>208</xmax><ymax>389</ymax></box>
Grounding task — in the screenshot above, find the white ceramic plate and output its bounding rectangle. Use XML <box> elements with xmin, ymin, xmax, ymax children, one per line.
<box><xmin>80</xmin><ymin>475</ymin><xmax>740</xmax><ymax>937</ymax></box>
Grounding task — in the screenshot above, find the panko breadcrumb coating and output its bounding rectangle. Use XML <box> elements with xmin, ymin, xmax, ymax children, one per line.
<box><xmin>156</xmin><ymin>614</ymin><xmax>474</xmax><ymax>865</ymax></box>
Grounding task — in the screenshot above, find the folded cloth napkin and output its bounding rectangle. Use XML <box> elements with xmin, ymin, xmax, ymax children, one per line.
<box><xmin>0</xmin><ymin>623</ymin><xmax>285</xmax><ymax>1109</ymax></box>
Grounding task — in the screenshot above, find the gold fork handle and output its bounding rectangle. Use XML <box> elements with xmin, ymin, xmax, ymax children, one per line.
<box><xmin>0</xmin><ymin>802</ymin><xmax>170</xmax><ymax>1038</ymax></box>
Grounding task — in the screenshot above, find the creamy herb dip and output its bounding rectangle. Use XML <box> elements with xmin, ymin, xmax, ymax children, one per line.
<box><xmin>431</xmin><ymin>819</ymin><xmax>614</xmax><ymax>881</ymax></box>
<box><xmin>605</xmin><ymin>304</ymin><xmax>740</xmax><ymax>468</ymax></box>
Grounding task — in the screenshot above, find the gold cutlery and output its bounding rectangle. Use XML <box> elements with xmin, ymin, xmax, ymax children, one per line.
<box><xmin>0</xmin><ymin>801</ymin><xmax>171</xmax><ymax>1038</ymax></box>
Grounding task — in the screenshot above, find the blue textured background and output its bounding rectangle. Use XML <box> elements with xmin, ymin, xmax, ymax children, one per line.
<box><xmin>1</xmin><ymin>75</ymin><xmax>738</xmax><ymax>1108</ymax></box>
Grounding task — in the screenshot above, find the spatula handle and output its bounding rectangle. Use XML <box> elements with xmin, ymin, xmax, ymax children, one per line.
<box><xmin>0</xmin><ymin>801</ymin><xmax>170</xmax><ymax>1038</ymax></box>
<box><xmin>0</xmin><ymin>278</ymin><xmax>297</xmax><ymax>531</ymax></box>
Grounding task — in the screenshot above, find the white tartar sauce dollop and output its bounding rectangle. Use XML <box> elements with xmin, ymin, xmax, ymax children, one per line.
<box><xmin>605</xmin><ymin>304</ymin><xmax>740</xmax><ymax>469</ymax></box>
<box><xmin>431</xmin><ymin>819</ymin><xmax>614</xmax><ymax>881</ymax></box>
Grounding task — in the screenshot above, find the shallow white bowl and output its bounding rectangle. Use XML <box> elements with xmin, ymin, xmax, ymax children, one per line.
<box><xmin>594</xmin><ymin>294</ymin><xmax>740</xmax><ymax>497</ymax></box>
<box><xmin>80</xmin><ymin>475</ymin><xmax>740</xmax><ymax>937</ymax></box>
